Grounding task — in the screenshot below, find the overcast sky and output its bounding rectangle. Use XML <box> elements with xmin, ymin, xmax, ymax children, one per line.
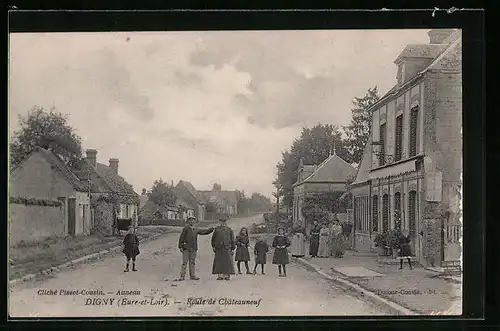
<box><xmin>9</xmin><ymin>29</ymin><xmax>430</xmax><ymax>198</ymax></box>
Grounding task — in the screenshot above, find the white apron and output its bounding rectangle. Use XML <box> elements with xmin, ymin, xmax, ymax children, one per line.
<box><xmin>291</xmin><ymin>233</ymin><xmax>305</xmax><ymax>257</ymax></box>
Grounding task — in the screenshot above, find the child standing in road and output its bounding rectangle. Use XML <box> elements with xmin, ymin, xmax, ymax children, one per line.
<box><xmin>253</xmin><ymin>238</ymin><xmax>269</xmax><ymax>275</ymax></box>
<box><xmin>123</xmin><ymin>225</ymin><xmax>140</xmax><ymax>272</ymax></box>
<box><xmin>272</xmin><ymin>226</ymin><xmax>291</xmax><ymax>277</ymax></box>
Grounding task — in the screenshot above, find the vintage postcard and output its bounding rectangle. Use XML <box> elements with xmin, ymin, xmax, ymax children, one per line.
<box><xmin>8</xmin><ymin>28</ymin><xmax>462</xmax><ymax>317</ymax></box>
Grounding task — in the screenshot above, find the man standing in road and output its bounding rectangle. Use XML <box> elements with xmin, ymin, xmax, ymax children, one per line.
<box><xmin>211</xmin><ymin>218</ymin><xmax>236</xmax><ymax>280</ymax></box>
<box><xmin>175</xmin><ymin>216</ymin><xmax>214</xmax><ymax>281</ymax></box>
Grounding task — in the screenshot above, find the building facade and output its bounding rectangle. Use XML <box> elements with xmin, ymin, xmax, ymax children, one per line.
<box><xmin>173</xmin><ymin>180</ymin><xmax>205</xmax><ymax>222</ymax></box>
<box><xmin>350</xmin><ymin>29</ymin><xmax>462</xmax><ymax>270</ymax></box>
<box><xmin>199</xmin><ymin>184</ymin><xmax>238</xmax><ymax>216</ymax></box>
<box><xmin>9</xmin><ymin>147</ymin><xmax>91</xmax><ymax>245</ymax></box>
<box><xmin>292</xmin><ymin>150</ymin><xmax>356</xmax><ymax>229</ymax></box>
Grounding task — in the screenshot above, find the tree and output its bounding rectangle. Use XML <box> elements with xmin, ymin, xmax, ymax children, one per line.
<box><xmin>10</xmin><ymin>106</ymin><xmax>83</xmax><ymax>169</ymax></box>
<box><xmin>342</xmin><ymin>86</ymin><xmax>380</xmax><ymax>165</ymax></box>
<box><xmin>275</xmin><ymin>124</ymin><xmax>350</xmax><ymax>210</ymax></box>
<box><xmin>149</xmin><ymin>179</ymin><xmax>177</xmax><ymax>207</ymax></box>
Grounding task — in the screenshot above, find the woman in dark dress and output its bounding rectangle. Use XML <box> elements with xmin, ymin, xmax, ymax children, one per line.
<box><xmin>122</xmin><ymin>225</ymin><xmax>140</xmax><ymax>272</ymax></box>
<box><xmin>398</xmin><ymin>229</ymin><xmax>413</xmax><ymax>270</ymax></box>
<box><xmin>272</xmin><ymin>226</ymin><xmax>291</xmax><ymax>277</ymax></box>
<box><xmin>309</xmin><ymin>220</ymin><xmax>321</xmax><ymax>257</ymax></box>
<box><xmin>235</xmin><ymin>227</ymin><xmax>252</xmax><ymax>274</ymax></box>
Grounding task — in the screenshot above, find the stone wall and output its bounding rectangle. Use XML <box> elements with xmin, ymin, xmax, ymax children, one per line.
<box><xmin>9</xmin><ymin>203</ymin><xmax>65</xmax><ymax>246</ymax></box>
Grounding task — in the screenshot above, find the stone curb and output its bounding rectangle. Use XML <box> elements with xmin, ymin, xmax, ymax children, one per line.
<box><xmin>9</xmin><ymin>231</ymin><xmax>173</xmax><ymax>287</ymax></box>
<box><xmin>293</xmin><ymin>257</ymin><xmax>418</xmax><ymax>316</ymax></box>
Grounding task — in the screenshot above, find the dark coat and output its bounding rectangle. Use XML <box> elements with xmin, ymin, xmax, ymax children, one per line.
<box><xmin>254</xmin><ymin>240</ymin><xmax>269</xmax><ymax>264</ymax></box>
<box><xmin>272</xmin><ymin>235</ymin><xmax>291</xmax><ymax>265</ymax></box>
<box><xmin>211</xmin><ymin>225</ymin><xmax>236</xmax><ymax>274</ymax></box>
<box><xmin>309</xmin><ymin>225</ymin><xmax>321</xmax><ymax>256</ymax></box>
<box><xmin>122</xmin><ymin>233</ymin><xmax>140</xmax><ymax>258</ymax></box>
<box><xmin>235</xmin><ymin>235</ymin><xmax>250</xmax><ymax>262</ymax></box>
<box><xmin>398</xmin><ymin>235</ymin><xmax>412</xmax><ymax>257</ymax></box>
<box><xmin>178</xmin><ymin>225</ymin><xmax>214</xmax><ymax>251</ymax></box>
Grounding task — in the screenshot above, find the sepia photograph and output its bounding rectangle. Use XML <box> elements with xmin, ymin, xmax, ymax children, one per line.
<box><xmin>8</xmin><ymin>27</ymin><xmax>463</xmax><ymax>317</ymax></box>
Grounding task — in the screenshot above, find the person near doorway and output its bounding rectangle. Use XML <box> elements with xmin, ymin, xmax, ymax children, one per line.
<box><xmin>175</xmin><ymin>216</ymin><xmax>214</xmax><ymax>281</ymax></box>
<box><xmin>272</xmin><ymin>226</ymin><xmax>291</xmax><ymax>277</ymax></box>
<box><xmin>211</xmin><ymin>218</ymin><xmax>236</xmax><ymax>280</ymax></box>
<box><xmin>122</xmin><ymin>225</ymin><xmax>140</xmax><ymax>272</ymax></box>
<box><xmin>309</xmin><ymin>220</ymin><xmax>321</xmax><ymax>257</ymax></box>
<box><xmin>398</xmin><ymin>229</ymin><xmax>413</xmax><ymax>270</ymax></box>
<box><xmin>235</xmin><ymin>227</ymin><xmax>252</xmax><ymax>274</ymax></box>
<box><xmin>318</xmin><ymin>223</ymin><xmax>330</xmax><ymax>257</ymax></box>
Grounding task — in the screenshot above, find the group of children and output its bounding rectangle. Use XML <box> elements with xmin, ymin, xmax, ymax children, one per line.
<box><xmin>235</xmin><ymin>226</ymin><xmax>290</xmax><ymax>277</ymax></box>
<box><xmin>122</xmin><ymin>225</ymin><xmax>292</xmax><ymax>277</ymax></box>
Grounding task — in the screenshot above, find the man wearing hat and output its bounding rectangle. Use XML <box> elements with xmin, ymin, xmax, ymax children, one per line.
<box><xmin>211</xmin><ymin>218</ymin><xmax>236</xmax><ymax>280</ymax></box>
<box><xmin>176</xmin><ymin>216</ymin><xmax>215</xmax><ymax>281</ymax></box>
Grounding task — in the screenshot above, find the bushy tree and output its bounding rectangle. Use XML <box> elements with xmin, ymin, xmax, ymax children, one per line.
<box><xmin>10</xmin><ymin>106</ymin><xmax>82</xmax><ymax>169</ymax></box>
<box><xmin>275</xmin><ymin>124</ymin><xmax>350</xmax><ymax>210</ymax></box>
<box><xmin>149</xmin><ymin>179</ymin><xmax>177</xmax><ymax>207</ymax></box>
<box><xmin>342</xmin><ymin>86</ymin><xmax>380</xmax><ymax>165</ymax></box>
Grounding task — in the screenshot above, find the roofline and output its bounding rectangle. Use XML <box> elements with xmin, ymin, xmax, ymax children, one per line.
<box><xmin>23</xmin><ymin>147</ymin><xmax>87</xmax><ymax>192</ymax></box>
<box><xmin>369</xmin><ymin>33</ymin><xmax>461</xmax><ymax>113</ymax></box>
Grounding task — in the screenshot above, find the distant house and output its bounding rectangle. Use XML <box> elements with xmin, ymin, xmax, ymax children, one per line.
<box><xmin>292</xmin><ymin>149</ymin><xmax>356</xmax><ymax>228</ymax></box>
<box><xmin>138</xmin><ymin>200</ymin><xmax>181</xmax><ymax>225</ymax></box>
<box><xmin>173</xmin><ymin>180</ymin><xmax>205</xmax><ymax>222</ymax></box>
<box><xmin>73</xmin><ymin>149</ymin><xmax>140</xmax><ymax>234</ymax></box>
<box><xmin>139</xmin><ymin>189</ymin><xmax>149</xmax><ymax>210</ymax></box>
<box><xmin>9</xmin><ymin>147</ymin><xmax>92</xmax><ymax>245</ymax></box>
<box><xmin>199</xmin><ymin>184</ymin><xmax>238</xmax><ymax>216</ymax></box>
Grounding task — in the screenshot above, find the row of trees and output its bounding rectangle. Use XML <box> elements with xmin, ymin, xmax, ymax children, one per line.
<box><xmin>274</xmin><ymin>86</ymin><xmax>380</xmax><ymax>212</ymax></box>
<box><xmin>236</xmin><ymin>191</ymin><xmax>273</xmax><ymax>214</ymax></box>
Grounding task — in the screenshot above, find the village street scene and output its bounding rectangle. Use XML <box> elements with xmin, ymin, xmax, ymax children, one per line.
<box><xmin>9</xmin><ymin>28</ymin><xmax>462</xmax><ymax>317</ymax></box>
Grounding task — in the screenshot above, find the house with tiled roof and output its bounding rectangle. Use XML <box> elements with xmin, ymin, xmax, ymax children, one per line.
<box><xmin>76</xmin><ymin>149</ymin><xmax>140</xmax><ymax>234</ymax></box>
<box><xmin>199</xmin><ymin>184</ymin><xmax>238</xmax><ymax>217</ymax></box>
<box><xmin>292</xmin><ymin>148</ymin><xmax>356</xmax><ymax>228</ymax></box>
<box><xmin>9</xmin><ymin>147</ymin><xmax>92</xmax><ymax>245</ymax></box>
<box><xmin>173</xmin><ymin>180</ymin><xmax>205</xmax><ymax>222</ymax></box>
<box><xmin>349</xmin><ymin>29</ymin><xmax>462</xmax><ymax>272</ymax></box>
<box><xmin>138</xmin><ymin>200</ymin><xmax>181</xmax><ymax>226</ymax></box>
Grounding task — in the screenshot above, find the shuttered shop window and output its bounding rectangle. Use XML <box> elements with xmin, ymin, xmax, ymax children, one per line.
<box><xmin>395</xmin><ymin>115</ymin><xmax>403</xmax><ymax>161</ymax></box>
<box><xmin>408</xmin><ymin>191</ymin><xmax>417</xmax><ymax>237</ymax></box>
<box><xmin>409</xmin><ymin>106</ymin><xmax>419</xmax><ymax>157</ymax></box>
<box><xmin>379</xmin><ymin>123</ymin><xmax>387</xmax><ymax>166</ymax></box>
<box><xmin>372</xmin><ymin>195</ymin><xmax>379</xmax><ymax>232</ymax></box>
<box><xmin>382</xmin><ymin>194</ymin><xmax>389</xmax><ymax>233</ymax></box>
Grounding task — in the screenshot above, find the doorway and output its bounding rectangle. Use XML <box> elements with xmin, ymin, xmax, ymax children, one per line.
<box><xmin>408</xmin><ymin>191</ymin><xmax>417</xmax><ymax>255</ymax></box>
<box><xmin>68</xmin><ymin>197</ymin><xmax>76</xmax><ymax>236</ymax></box>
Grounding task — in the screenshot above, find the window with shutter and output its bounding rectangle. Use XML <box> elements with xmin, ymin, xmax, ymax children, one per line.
<box><xmin>408</xmin><ymin>191</ymin><xmax>417</xmax><ymax>238</ymax></box>
<box><xmin>382</xmin><ymin>194</ymin><xmax>389</xmax><ymax>233</ymax></box>
<box><xmin>372</xmin><ymin>195</ymin><xmax>379</xmax><ymax>232</ymax></box>
<box><xmin>394</xmin><ymin>192</ymin><xmax>402</xmax><ymax>228</ymax></box>
<box><xmin>409</xmin><ymin>106</ymin><xmax>419</xmax><ymax>157</ymax></box>
<box><xmin>395</xmin><ymin>115</ymin><xmax>403</xmax><ymax>161</ymax></box>
<box><xmin>379</xmin><ymin>123</ymin><xmax>386</xmax><ymax>166</ymax></box>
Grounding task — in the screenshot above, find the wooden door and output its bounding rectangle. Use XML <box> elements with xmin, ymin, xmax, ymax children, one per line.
<box><xmin>68</xmin><ymin>198</ymin><xmax>76</xmax><ymax>236</ymax></box>
<box><xmin>408</xmin><ymin>191</ymin><xmax>417</xmax><ymax>255</ymax></box>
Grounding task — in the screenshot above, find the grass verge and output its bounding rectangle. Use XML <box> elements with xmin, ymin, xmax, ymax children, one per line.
<box><xmin>9</xmin><ymin>226</ymin><xmax>173</xmax><ymax>280</ymax></box>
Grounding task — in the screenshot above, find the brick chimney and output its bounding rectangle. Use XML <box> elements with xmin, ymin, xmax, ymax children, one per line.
<box><xmin>428</xmin><ymin>29</ymin><xmax>455</xmax><ymax>44</ymax></box>
<box><xmin>86</xmin><ymin>149</ymin><xmax>97</xmax><ymax>168</ymax></box>
<box><xmin>109</xmin><ymin>158</ymin><xmax>119</xmax><ymax>174</ymax></box>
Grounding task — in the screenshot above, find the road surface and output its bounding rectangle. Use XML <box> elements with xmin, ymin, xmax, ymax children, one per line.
<box><xmin>9</xmin><ymin>215</ymin><xmax>387</xmax><ymax>317</ymax></box>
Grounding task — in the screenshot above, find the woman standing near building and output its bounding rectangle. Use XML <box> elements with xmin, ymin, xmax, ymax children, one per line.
<box><xmin>329</xmin><ymin>219</ymin><xmax>345</xmax><ymax>258</ymax></box>
<box><xmin>309</xmin><ymin>220</ymin><xmax>321</xmax><ymax>257</ymax></box>
<box><xmin>291</xmin><ymin>225</ymin><xmax>306</xmax><ymax>258</ymax></box>
<box><xmin>317</xmin><ymin>223</ymin><xmax>330</xmax><ymax>258</ymax></box>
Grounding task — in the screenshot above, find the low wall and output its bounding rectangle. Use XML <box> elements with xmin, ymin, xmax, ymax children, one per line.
<box><xmin>149</xmin><ymin>218</ymin><xmax>186</xmax><ymax>227</ymax></box>
<box><xmin>9</xmin><ymin>203</ymin><xmax>65</xmax><ymax>246</ymax></box>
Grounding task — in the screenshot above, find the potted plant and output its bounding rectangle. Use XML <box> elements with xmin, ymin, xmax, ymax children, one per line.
<box><xmin>374</xmin><ymin>233</ymin><xmax>387</xmax><ymax>256</ymax></box>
